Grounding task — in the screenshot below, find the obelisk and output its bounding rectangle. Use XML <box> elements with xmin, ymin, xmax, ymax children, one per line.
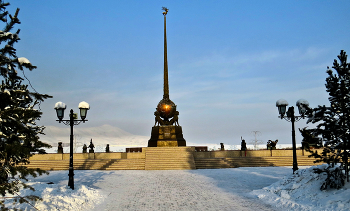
<box><xmin>148</xmin><ymin>7</ymin><xmax>186</xmax><ymax>147</ymax></box>
<box><xmin>163</xmin><ymin>7</ymin><xmax>169</xmax><ymax>100</ymax></box>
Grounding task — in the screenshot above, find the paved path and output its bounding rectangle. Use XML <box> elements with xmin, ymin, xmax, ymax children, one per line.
<box><xmin>82</xmin><ymin>168</ymin><xmax>288</xmax><ymax>211</ymax></box>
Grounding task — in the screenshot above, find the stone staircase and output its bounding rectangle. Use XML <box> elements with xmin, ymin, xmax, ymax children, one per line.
<box><xmin>102</xmin><ymin>159</ymin><xmax>145</xmax><ymax>170</ymax></box>
<box><xmin>22</xmin><ymin>150</ymin><xmax>321</xmax><ymax>171</ymax></box>
<box><xmin>22</xmin><ymin>159</ymin><xmax>111</xmax><ymax>171</ymax></box>
<box><xmin>195</xmin><ymin>156</ymin><xmax>320</xmax><ymax>169</ymax></box>
<box><xmin>194</xmin><ymin>158</ymin><xmax>231</xmax><ymax>169</ymax></box>
<box><xmin>144</xmin><ymin>147</ymin><xmax>196</xmax><ymax>170</ymax></box>
<box><xmin>23</xmin><ymin>159</ymin><xmax>146</xmax><ymax>170</ymax></box>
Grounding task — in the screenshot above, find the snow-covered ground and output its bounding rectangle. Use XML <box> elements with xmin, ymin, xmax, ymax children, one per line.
<box><xmin>3</xmin><ymin>166</ymin><xmax>350</xmax><ymax>210</ymax></box>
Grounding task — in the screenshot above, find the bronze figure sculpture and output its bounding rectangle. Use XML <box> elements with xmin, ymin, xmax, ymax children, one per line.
<box><xmin>267</xmin><ymin>140</ymin><xmax>278</xmax><ymax>150</ymax></box>
<box><xmin>89</xmin><ymin>139</ymin><xmax>95</xmax><ymax>153</ymax></box>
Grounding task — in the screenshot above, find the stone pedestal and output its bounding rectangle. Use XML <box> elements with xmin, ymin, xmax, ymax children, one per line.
<box><xmin>148</xmin><ymin>125</ymin><xmax>186</xmax><ymax>147</ymax></box>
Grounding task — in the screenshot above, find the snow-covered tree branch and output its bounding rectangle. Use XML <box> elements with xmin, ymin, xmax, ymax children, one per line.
<box><xmin>0</xmin><ymin>0</ymin><xmax>52</xmax><ymax>209</ymax></box>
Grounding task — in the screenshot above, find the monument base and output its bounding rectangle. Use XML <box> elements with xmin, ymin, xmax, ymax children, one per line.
<box><xmin>157</xmin><ymin>141</ymin><xmax>178</xmax><ymax>147</ymax></box>
<box><xmin>148</xmin><ymin>125</ymin><xmax>186</xmax><ymax>147</ymax></box>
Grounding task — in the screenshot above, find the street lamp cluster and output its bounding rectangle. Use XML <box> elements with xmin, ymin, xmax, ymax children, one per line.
<box><xmin>54</xmin><ymin>101</ymin><xmax>90</xmax><ymax>122</ymax></box>
<box><xmin>276</xmin><ymin>99</ymin><xmax>309</xmax><ymax>173</ymax></box>
<box><xmin>54</xmin><ymin>101</ymin><xmax>90</xmax><ymax>190</ymax></box>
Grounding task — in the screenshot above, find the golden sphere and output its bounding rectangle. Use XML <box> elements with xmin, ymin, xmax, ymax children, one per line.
<box><xmin>157</xmin><ymin>98</ymin><xmax>176</xmax><ymax>119</ymax></box>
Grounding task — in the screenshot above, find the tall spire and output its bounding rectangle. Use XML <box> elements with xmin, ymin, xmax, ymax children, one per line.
<box><xmin>162</xmin><ymin>7</ymin><xmax>169</xmax><ymax>100</ymax></box>
<box><xmin>148</xmin><ymin>7</ymin><xmax>186</xmax><ymax>147</ymax></box>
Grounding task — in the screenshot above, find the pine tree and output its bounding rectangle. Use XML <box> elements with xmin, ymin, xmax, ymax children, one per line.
<box><xmin>305</xmin><ymin>50</ymin><xmax>350</xmax><ymax>188</ymax></box>
<box><xmin>0</xmin><ymin>1</ymin><xmax>52</xmax><ymax>208</ymax></box>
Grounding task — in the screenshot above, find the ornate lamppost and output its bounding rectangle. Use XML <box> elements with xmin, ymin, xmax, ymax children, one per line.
<box><xmin>54</xmin><ymin>101</ymin><xmax>90</xmax><ymax>190</ymax></box>
<box><xmin>276</xmin><ymin>99</ymin><xmax>309</xmax><ymax>173</ymax></box>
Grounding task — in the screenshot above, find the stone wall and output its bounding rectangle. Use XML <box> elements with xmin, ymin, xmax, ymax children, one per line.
<box><xmin>194</xmin><ymin>149</ymin><xmax>310</xmax><ymax>159</ymax></box>
<box><xmin>193</xmin><ymin>149</ymin><xmax>313</xmax><ymax>159</ymax></box>
<box><xmin>29</xmin><ymin>148</ymin><xmax>316</xmax><ymax>161</ymax></box>
<box><xmin>29</xmin><ymin>151</ymin><xmax>146</xmax><ymax>160</ymax></box>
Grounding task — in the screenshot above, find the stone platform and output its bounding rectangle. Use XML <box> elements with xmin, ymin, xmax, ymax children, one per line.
<box><xmin>24</xmin><ymin>148</ymin><xmax>322</xmax><ymax>170</ymax></box>
<box><xmin>148</xmin><ymin>125</ymin><xmax>186</xmax><ymax>147</ymax></box>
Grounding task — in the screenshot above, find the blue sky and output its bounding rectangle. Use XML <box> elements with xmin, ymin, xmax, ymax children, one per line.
<box><xmin>8</xmin><ymin>0</ymin><xmax>350</xmax><ymax>145</ymax></box>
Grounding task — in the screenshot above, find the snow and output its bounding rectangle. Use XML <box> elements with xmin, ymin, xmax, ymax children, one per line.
<box><xmin>78</xmin><ymin>101</ymin><xmax>90</xmax><ymax>109</ymax></box>
<box><xmin>276</xmin><ymin>99</ymin><xmax>288</xmax><ymax>106</ymax></box>
<box><xmin>251</xmin><ymin>164</ymin><xmax>350</xmax><ymax>210</ymax></box>
<box><xmin>4</xmin><ymin>89</ymin><xmax>10</xmax><ymax>95</ymax></box>
<box><xmin>3</xmin><ymin>166</ymin><xmax>350</xmax><ymax>210</ymax></box>
<box><xmin>4</xmin><ymin>180</ymin><xmax>102</xmax><ymax>210</ymax></box>
<box><xmin>296</xmin><ymin>99</ymin><xmax>309</xmax><ymax>107</ymax></box>
<box><xmin>0</xmin><ymin>32</ymin><xmax>12</xmax><ymax>37</ymax></box>
<box><xmin>54</xmin><ymin>101</ymin><xmax>66</xmax><ymax>109</ymax></box>
<box><xmin>17</xmin><ymin>57</ymin><xmax>31</xmax><ymax>65</ymax></box>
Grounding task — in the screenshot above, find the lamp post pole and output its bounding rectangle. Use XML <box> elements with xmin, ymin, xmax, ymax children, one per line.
<box><xmin>54</xmin><ymin>101</ymin><xmax>90</xmax><ymax>190</ymax></box>
<box><xmin>289</xmin><ymin>106</ymin><xmax>298</xmax><ymax>173</ymax></box>
<box><xmin>276</xmin><ymin>99</ymin><xmax>309</xmax><ymax>174</ymax></box>
<box><xmin>68</xmin><ymin>109</ymin><xmax>74</xmax><ymax>189</ymax></box>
